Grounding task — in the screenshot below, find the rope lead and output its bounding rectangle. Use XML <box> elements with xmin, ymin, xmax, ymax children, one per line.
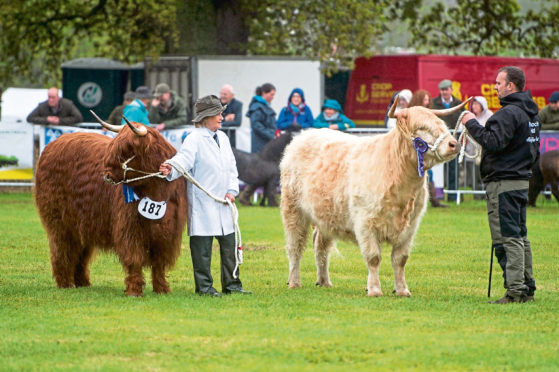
<box><xmin>454</xmin><ymin>110</ymin><xmax>481</xmax><ymax>164</ymax></box>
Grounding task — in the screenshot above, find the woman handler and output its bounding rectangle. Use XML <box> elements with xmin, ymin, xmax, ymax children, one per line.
<box><xmin>159</xmin><ymin>95</ymin><xmax>250</xmax><ymax>297</ymax></box>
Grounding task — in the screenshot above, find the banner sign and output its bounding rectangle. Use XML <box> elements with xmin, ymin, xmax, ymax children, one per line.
<box><xmin>39</xmin><ymin>125</ymin><xmax>194</xmax><ymax>152</ymax></box>
<box><xmin>0</xmin><ymin>123</ymin><xmax>34</xmax><ymax>180</ymax></box>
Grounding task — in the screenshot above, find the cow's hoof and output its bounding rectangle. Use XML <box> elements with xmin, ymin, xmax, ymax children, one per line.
<box><xmin>366</xmin><ymin>289</ymin><xmax>383</xmax><ymax>297</ymax></box>
<box><xmin>393</xmin><ymin>289</ymin><xmax>411</xmax><ymax>297</ymax></box>
<box><xmin>153</xmin><ymin>286</ymin><xmax>171</xmax><ymax>294</ymax></box>
<box><xmin>315</xmin><ymin>281</ymin><xmax>333</xmax><ymax>287</ymax></box>
<box><xmin>288</xmin><ymin>283</ymin><xmax>302</xmax><ymax>289</ymax></box>
<box><xmin>125</xmin><ymin>287</ymin><xmax>144</xmax><ymax>297</ymax></box>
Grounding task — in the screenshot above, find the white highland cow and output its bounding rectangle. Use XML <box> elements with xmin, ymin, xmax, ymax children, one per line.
<box><xmin>280</xmin><ymin>97</ymin><xmax>471</xmax><ymax>296</ymax></box>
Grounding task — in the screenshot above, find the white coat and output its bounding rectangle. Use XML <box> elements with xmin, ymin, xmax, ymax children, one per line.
<box><xmin>167</xmin><ymin>127</ymin><xmax>239</xmax><ymax>236</ymax></box>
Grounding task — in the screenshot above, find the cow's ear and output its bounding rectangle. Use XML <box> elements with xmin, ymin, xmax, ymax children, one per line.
<box><xmin>395</xmin><ymin>110</ymin><xmax>412</xmax><ymax>137</ymax></box>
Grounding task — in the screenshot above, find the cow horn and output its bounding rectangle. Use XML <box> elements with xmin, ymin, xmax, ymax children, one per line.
<box><xmin>388</xmin><ymin>96</ymin><xmax>399</xmax><ymax>118</ymax></box>
<box><xmin>122</xmin><ymin>116</ymin><xmax>148</xmax><ymax>136</ymax></box>
<box><xmin>430</xmin><ymin>97</ymin><xmax>474</xmax><ymax>117</ymax></box>
<box><xmin>89</xmin><ymin>110</ymin><xmax>122</xmax><ymax>132</ymax></box>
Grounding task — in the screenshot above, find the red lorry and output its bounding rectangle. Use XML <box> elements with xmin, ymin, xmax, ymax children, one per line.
<box><xmin>344</xmin><ymin>54</ymin><xmax>559</xmax><ymax>151</ymax></box>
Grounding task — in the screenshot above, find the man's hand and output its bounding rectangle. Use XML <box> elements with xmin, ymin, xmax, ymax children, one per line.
<box><xmin>156</xmin><ymin>123</ymin><xmax>165</xmax><ymax>132</ymax></box>
<box><xmin>461</xmin><ymin>112</ymin><xmax>476</xmax><ymax>124</ymax></box>
<box><xmin>224</xmin><ymin>113</ymin><xmax>235</xmax><ymax>122</ymax></box>
<box><xmin>151</xmin><ymin>98</ymin><xmax>160</xmax><ymax>108</ymax></box>
<box><xmin>225</xmin><ymin>193</ymin><xmax>235</xmax><ymax>203</ymax></box>
<box><xmin>47</xmin><ymin>116</ymin><xmax>60</xmax><ymax>125</ymax></box>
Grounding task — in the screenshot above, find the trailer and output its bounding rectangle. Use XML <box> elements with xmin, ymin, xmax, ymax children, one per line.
<box><xmin>345</xmin><ymin>54</ymin><xmax>559</xmax><ymax>127</ymax></box>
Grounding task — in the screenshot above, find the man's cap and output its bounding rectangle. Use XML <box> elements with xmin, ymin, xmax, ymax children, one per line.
<box><xmin>192</xmin><ymin>95</ymin><xmax>226</xmax><ymax>123</ymax></box>
<box><xmin>549</xmin><ymin>91</ymin><xmax>559</xmax><ymax>103</ymax></box>
<box><xmin>154</xmin><ymin>83</ymin><xmax>170</xmax><ymax>98</ymax></box>
<box><xmin>438</xmin><ymin>79</ymin><xmax>452</xmax><ymax>90</ymax></box>
<box><xmin>135</xmin><ymin>86</ymin><xmax>152</xmax><ymax>99</ymax></box>
<box><xmin>123</xmin><ymin>91</ymin><xmax>135</xmax><ymax>101</ymax></box>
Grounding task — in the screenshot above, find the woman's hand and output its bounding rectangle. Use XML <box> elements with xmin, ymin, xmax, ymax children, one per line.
<box><xmin>159</xmin><ymin>163</ymin><xmax>171</xmax><ymax>176</ymax></box>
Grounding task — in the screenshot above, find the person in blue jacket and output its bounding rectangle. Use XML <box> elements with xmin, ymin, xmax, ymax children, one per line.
<box><xmin>313</xmin><ymin>99</ymin><xmax>355</xmax><ymax>131</ymax></box>
<box><xmin>122</xmin><ymin>86</ymin><xmax>151</xmax><ymax>126</ymax></box>
<box><xmin>276</xmin><ymin>88</ymin><xmax>314</xmax><ymax>131</ymax></box>
<box><xmin>245</xmin><ymin>83</ymin><xmax>277</xmax><ymax>153</ymax></box>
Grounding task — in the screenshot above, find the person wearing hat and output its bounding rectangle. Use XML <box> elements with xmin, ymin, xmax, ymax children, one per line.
<box><xmin>276</xmin><ymin>87</ymin><xmax>314</xmax><ymax>131</ymax></box>
<box><xmin>122</xmin><ymin>86</ymin><xmax>152</xmax><ymax>126</ymax></box>
<box><xmin>313</xmin><ymin>99</ymin><xmax>355</xmax><ymax>131</ymax></box>
<box><xmin>538</xmin><ymin>91</ymin><xmax>559</xmax><ymax>130</ymax></box>
<box><xmin>159</xmin><ymin>95</ymin><xmax>250</xmax><ymax>297</ymax></box>
<box><xmin>432</xmin><ymin>79</ymin><xmax>464</xmax><ymax>202</ymax></box>
<box><xmin>432</xmin><ymin>79</ymin><xmax>464</xmax><ymax>130</ymax></box>
<box><xmin>149</xmin><ymin>83</ymin><xmax>189</xmax><ymax>131</ymax></box>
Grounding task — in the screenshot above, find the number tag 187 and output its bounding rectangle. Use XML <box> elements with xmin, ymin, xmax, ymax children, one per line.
<box><xmin>138</xmin><ymin>197</ymin><xmax>167</xmax><ymax>220</ymax></box>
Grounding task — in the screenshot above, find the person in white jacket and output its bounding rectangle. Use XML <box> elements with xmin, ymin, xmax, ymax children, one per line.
<box><xmin>159</xmin><ymin>95</ymin><xmax>250</xmax><ymax>297</ymax></box>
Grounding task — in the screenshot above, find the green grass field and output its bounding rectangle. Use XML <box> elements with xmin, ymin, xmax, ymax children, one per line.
<box><xmin>1</xmin><ymin>192</ymin><xmax>558</xmax><ymax>371</ymax></box>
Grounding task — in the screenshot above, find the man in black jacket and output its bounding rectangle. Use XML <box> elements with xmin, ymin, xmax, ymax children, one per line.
<box><xmin>461</xmin><ymin>66</ymin><xmax>540</xmax><ymax>304</ymax></box>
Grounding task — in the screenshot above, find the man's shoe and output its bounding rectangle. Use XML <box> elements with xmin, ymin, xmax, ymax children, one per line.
<box><xmin>489</xmin><ymin>295</ymin><xmax>526</xmax><ymax>304</ymax></box>
<box><xmin>223</xmin><ymin>288</ymin><xmax>252</xmax><ymax>295</ymax></box>
<box><xmin>199</xmin><ymin>288</ymin><xmax>222</xmax><ymax>297</ymax></box>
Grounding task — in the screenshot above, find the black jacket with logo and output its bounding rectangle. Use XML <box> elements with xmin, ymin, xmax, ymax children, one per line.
<box><xmin>465</xmin><ymin>90</ymin><xmax>540</xmax><ymax>183</ymax></box>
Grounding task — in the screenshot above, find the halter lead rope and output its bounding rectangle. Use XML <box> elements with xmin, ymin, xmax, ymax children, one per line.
<box><xmin>104</xmin><ymin>155</ymin><xmax>167</xmax><ymax>185</ymax></box>
<box><xmin>454</xmin><ymin>110</ymin><xmax>481</xmax><ymax>164</ymax></box>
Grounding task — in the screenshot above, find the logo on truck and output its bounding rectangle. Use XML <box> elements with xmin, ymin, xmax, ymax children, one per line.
<box><xmin>77</xmin><ymin>82</ymin><xmax>103</xmax><ymax>108</ymax></box>
<box><xmin>356</xmin><ymin>84</ymin><xmax>369</xmax><ymax>103</ymax></box>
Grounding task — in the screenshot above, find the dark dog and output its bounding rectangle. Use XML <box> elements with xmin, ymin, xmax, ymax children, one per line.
<box><xmin>528</xmin><ymin>149</ymin><xmax>559</xmax><ymax>206</ymax></box>
<box><xmin>234</xmin><ymin>132</ymin><xmax>294</xmax><ymax>206</ymax></box>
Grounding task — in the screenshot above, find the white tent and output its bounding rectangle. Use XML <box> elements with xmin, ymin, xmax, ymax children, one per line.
<box><xmin>1</xmin><ymin>87</ymin><xmax>50</xmax><ymax>124</ymax></box>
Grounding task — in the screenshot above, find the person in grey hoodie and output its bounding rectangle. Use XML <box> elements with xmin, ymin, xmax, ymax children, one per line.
<box><xmin>467</xmin><ymin>96</ymin><xmax>494</xmax><ymax>195</ymax></box>
<box><xmin>470</xmin><ymin>96</ymin><xmax>493</xmax><ymax>126</ymax></box>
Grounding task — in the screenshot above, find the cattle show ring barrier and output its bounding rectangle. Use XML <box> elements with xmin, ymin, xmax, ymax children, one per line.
<box><xmin>1</xmin><ymin>122</ymin><xmax>558</xmax><ymax>204</ymax></box>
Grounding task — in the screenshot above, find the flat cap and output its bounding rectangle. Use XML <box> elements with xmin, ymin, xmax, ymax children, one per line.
<box><xmin>438</xmin><ymin>79</ymin><xmax>452</xmax><ymax>90</ymax></box>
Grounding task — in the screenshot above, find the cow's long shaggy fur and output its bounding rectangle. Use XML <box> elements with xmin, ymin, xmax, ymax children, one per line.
<box><xmin>528</xmin><ymin>149</ymin><xmax>559</xmax><ymax>206</ymax></box>
<box><xmin>35</xmin><ymin>126</ymin><xmax>187</xmax><ymax>296</ymax></box>
<box><xmin>234</xmin><ymin>132</ymin><xmax>293</xmax><ymax>206</ymax></box>
<box><xmin>280</xmin><ymin>107</ymin><xmax>460</xmax><ymax>296</ymax></box>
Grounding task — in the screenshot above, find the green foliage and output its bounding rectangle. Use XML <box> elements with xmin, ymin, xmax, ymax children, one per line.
<box><xmin>244</xmin><ymin>0</ymin><xmax>390</xmax><ymax>73</ymax></box>
<box><xmin>2</xmin><ymin>1</ymin><xmax>558</xmax><ymax>88</ymax></box>
<box><xmin>0</xmin><ymin>0</ymin><xmax>178</xmax><ymax>88</ymax></box>
<box><xmin>394</xmin><ymin>0</ymin><xmax>559</xmax><ymax>58</ymax></box>
<box><xmin>1</xmin><ymin>193</ymin><xmax>558</xmax><ymax>370</ymax></box>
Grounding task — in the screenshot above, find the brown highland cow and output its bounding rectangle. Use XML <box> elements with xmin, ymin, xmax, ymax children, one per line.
<box><xmin>34</xmin><ymin>117</ymin><xmax>187</xmax><ymax>296</ymax></box>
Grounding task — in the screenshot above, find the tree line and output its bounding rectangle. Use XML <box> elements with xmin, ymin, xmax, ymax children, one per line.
<box><xmin>1</xmin><ymin>0</ymin><xmax>557</xmax><ymax>88</ymax></box>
